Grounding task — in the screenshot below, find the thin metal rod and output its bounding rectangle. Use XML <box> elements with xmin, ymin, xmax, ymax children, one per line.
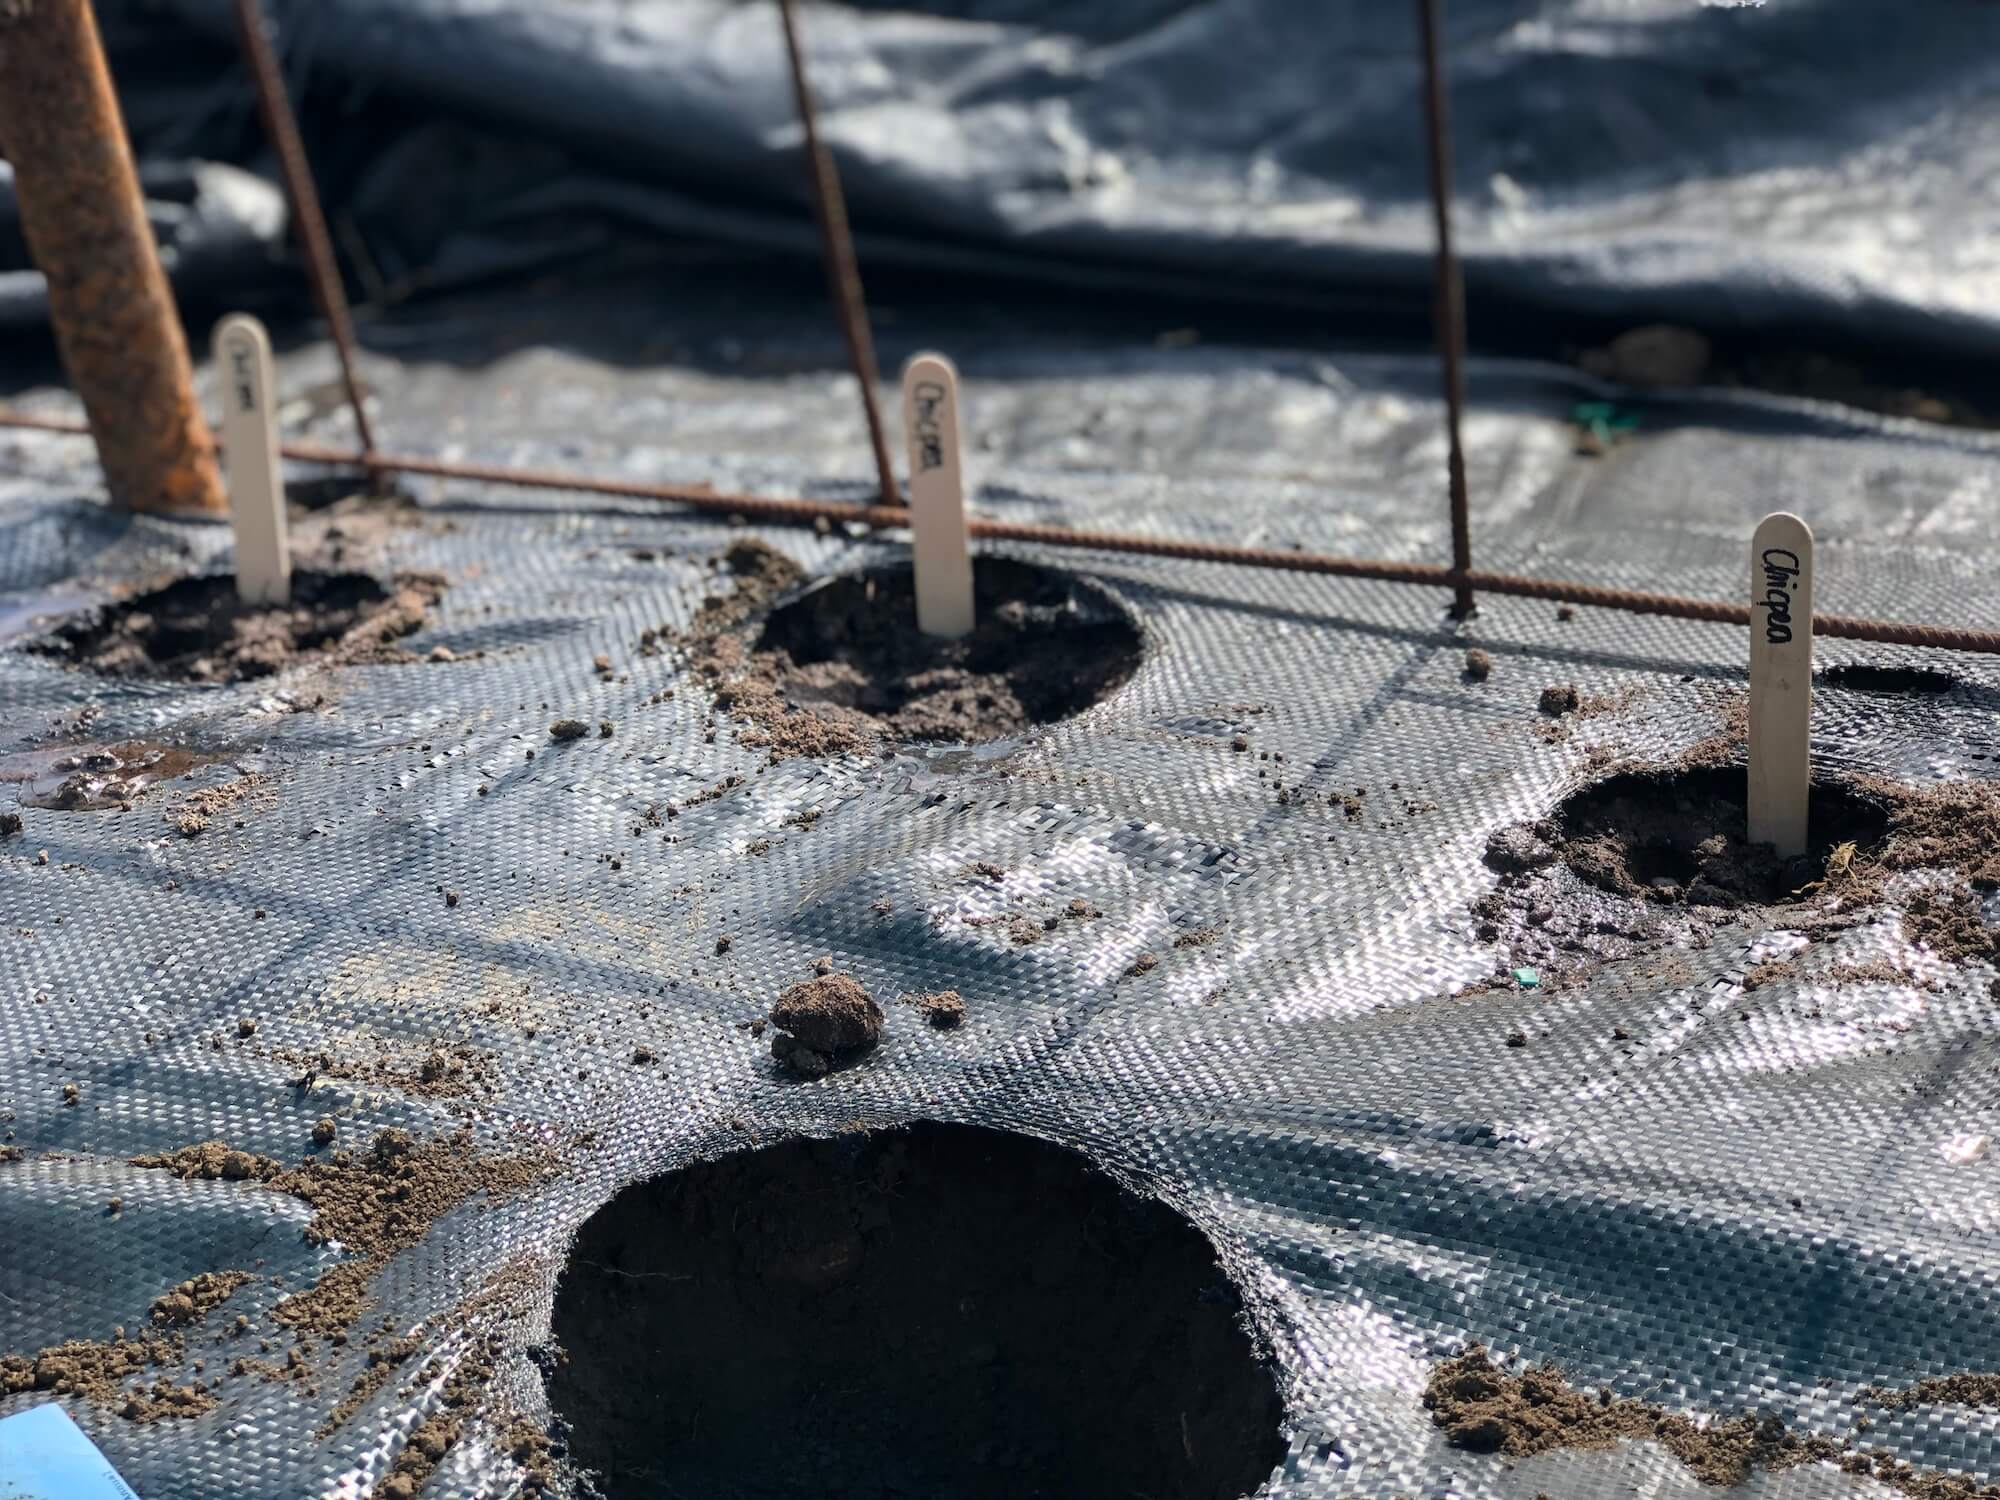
<box><xmin>1415</xmin><ymin>0</ymin><xmax>1476</xmax><ymax>619</ymax></box>
<box><xmin>776</xmin><ymin>0</ymin><xmax>901</xmax><ymax>508</ymax></box>
<box><xmin>7</xmin><ymin>406</ymin><xmax>1998</xmax><ymax>655</ymax></box>
<box><xmin>0</xmin><ymin>0</ymin><xmax>225</xmax><ymax>514</ymax></box>
<box><xmin>230</xmin><ymin>0</ymin><xmax>379</xmax><ymax>469</ymax></box>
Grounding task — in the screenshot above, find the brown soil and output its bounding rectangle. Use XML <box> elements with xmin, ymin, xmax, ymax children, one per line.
<box><xmin>1425</xmin><ymin>1345</ymin><xmax>1840</xmax><ymax>1486</ymax></box>
<box><xmin>129</xmin><ymin>1141</ymin><xmax>284</xmax><ymax>1181</ymax></box>
<box><xmin>131</xmin><ymin>1129</ymin><xmax>549</xmax><ymax>1337</ymax></box>
<box><xmin>0</xmin><ymin>1268</ymin><xmax>255</xmax><ymax>1422</ymax></box>
<box><xmin>1464</xmin><ymin>648</ymin><xmax>1492</xmax><ymax>682</ymax></box>
<box><xmin>1866</xmin><ymin>1373</ymin><xmax>2000</xmax><ymax>1410</ymax></box>
<box><xmin>36</xmin><ymin>568</ymin><xmax>446</xmax><ymax>682</ymax></box>
<box><xmin>1477</xmin><ymin>761</ymin><xmax>2000</xmax><ymax>989</ymax></box>
<box><xmin>903</xmin><ymin>989</ymin><xmax>967</xmax><ymax>1028</ymax></box>
<box><xmin>1526</xmin><ymin>766</ymin><xmax>1890</xmax><ymax>908</ymax></box>
<box><xmin>165</xmin><ymin>769</ymin><xmax>272</xmax><ymax>838</ymax></box>
<box><xmin>672</xmin><ymin>543</ymin><xmax>1144</xmax><ymax>759</ymax></box>
<box><xmin>149</xmin><ymin>1271</ymin><xmax>254</xmax><ymax>1327</ymax></box>
<box><xmin>767</xmin><ymin>973</ymin><xmax>883</xmax><ymax>1077</ymax></box>
<box><xmin>547</xmin><ymin>1123</ymin><xmax>1284</xmax><ymax>1500</ymax></box>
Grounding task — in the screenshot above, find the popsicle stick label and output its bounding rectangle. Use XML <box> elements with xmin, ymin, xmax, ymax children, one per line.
<box><xmin>213</xmin><ymin>313</ymin><xmax>291</xmax><ymax>605</ymax></box>
<box><xmin>1747</xmin><ymin>510</ymin><xmax>1813</xmax><ymax>857</ymax></box>
<box><xmin>901</xmin><ymin>352</ymin><xmax>974</xmax><ymax>639</ymax></box>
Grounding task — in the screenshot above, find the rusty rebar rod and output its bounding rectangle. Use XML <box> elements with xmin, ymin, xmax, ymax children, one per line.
<box><xmin>1415</xmin><ymin>0</ymin><xmax>1476</xmax><ymax>620</ymax></box>
<box><xmin>230</xmin><ymin>0</ymin><xmax>379</xmax><ymax>467</ymax></box>
<box><xmin>776</xmin><ymin>0</ymin><xmax>901</xmax><ymax>508</ymax></box>
<box><xmin>7</xmin><ymin>405</ymin><xmax>1998</xmax><ymax>656</ymax></box>
<box><xmin>0</xmin><ymin>1</ymin><xmax>225</xmax><ymax>514</ymax></box>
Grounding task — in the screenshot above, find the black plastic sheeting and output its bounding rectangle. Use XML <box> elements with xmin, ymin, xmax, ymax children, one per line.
<box><xmin>6</xmin><ymin>0</ymin><xmax>2000</xmax><ymax>366</ymax></box>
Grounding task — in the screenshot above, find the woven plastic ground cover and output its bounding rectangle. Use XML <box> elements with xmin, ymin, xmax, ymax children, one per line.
<box><xmin>4</xmin><ymin>339</ymin><xmax>2000</xmax><ymax>1500</ymax></box>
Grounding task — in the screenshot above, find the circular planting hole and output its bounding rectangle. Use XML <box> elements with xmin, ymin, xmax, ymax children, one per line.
<box><xmin>33</xmin><ymin>568</ymin><xmax>443</xmax><ymax>683</ymax></box>
<box><xmin>1819</xmin><ymin>664</ymin><xmax>1957</xmax><ymax>697</ymax></box>
<box><xmin>1544</xmin><ymin>765</ymin><xmax>1890</xmax><ymax>906</ymax></box>
<box><xmin>548</xmin><ymin>1124</ymin><xmax>1285</xmax><ymax>1500</ymax></box>
<box><xmin>747</xmin><ymin>557</ymin><xmax>1144</xmax><ymax>746</ymax></box>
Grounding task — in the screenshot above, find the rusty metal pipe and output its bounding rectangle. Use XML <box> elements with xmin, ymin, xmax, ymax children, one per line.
<box><xmin>0</xmin><ymin>0</ymin><xmax>225</xmax><ymax>514</ymax></box>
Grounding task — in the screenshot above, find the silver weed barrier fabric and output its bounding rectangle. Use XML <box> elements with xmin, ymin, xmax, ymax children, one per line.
<box><xmin>4</xmin><ymin>337</ymin><xmax>2000</xmax><ymax>1500</ymax></box>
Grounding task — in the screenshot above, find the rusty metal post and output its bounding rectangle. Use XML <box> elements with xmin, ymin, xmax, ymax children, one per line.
<box><xmin>776</xmin><ymin>0</ymin><xmax>900</xmax><ymax>507</ymax></box>
<box><xmin>0</xmin><ymin>0</ymin><xmax>225</xmax><ymax>514</ymax></box>
<box><xmin>1415</xmin><ymin>0</ymin><xmax>1476</xmax><ymax>619</ymax></box>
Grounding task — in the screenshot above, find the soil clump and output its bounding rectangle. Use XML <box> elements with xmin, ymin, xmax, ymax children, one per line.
<box><xmin>767</xmin><ymin>973</ymin><xmax>883</xmax><ymax>1077</ymax></box>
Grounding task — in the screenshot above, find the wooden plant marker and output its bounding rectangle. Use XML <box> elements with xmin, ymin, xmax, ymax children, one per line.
<box><xmin>212</xmin><ymin>313</ymin><xmax>290</xmax><ymax>605</ymax></box>
<box><xmin>1747</xmin><ymin>510</ymin><xmax>1813</xmax><ymax>857</ymax></box>
<box><xmin>901</xmin><ymin>353</ymin><xmax>974</xmax><ymax>639</ymax></box>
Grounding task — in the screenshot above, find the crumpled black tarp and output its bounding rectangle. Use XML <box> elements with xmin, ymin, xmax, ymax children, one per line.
<box><xmin>5</xmin><ymin>0</ymin><xmax>1999</xmax><ymax>364</ymax></box>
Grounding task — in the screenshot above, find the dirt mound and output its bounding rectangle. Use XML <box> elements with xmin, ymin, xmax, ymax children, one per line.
<box><xmin>1426</xmin><ymin>1345</ymin><xmax>1839</xmax><ymax>1486</ymax></box>
<box><xmin>38</xmin><ymin>568</ymin><xmax>446</xmax><ymax>682</ymax></box>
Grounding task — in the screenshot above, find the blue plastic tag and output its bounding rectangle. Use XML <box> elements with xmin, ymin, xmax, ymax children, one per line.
<box><xmin>0</xmin><ymin>1402</ymin><xmax>142</xmax><ymax>1500</ymax></box>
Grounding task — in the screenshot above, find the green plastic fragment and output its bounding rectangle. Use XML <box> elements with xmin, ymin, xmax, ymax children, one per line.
<box><xmin>1512</xmin><ymin>967</ymin><xmax>1541</xmax><ymax>989</ymax></box>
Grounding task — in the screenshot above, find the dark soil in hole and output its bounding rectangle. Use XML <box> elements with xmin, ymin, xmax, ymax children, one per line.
<box><xmin>35</xmin><ymin>569</ymin><xmax>446</xmax><ymax>683</ymax></box>
<box><xmin>1535</xmin><ymin>766</ymin><xmax>1890</xmax><ymax>907</ymax></box>
<box><xmin>677</xmin><ymin>549</ymin><xmax>1143</xmax><ymax>758</ymax></box>
<box><xmin>1474</xmin><ymin>755</ymin><xmax>2000</xmax><ymax>991</ymax></box>
<box><xmin>548</xmin><ymin>1123</ymin><xmax>1284</xmax><ymax>1500</ymax></box>
<box><xmin>1819</xmin><ymin>664</ymin><xmax>1956</xmax><ymax>697</ymax></box>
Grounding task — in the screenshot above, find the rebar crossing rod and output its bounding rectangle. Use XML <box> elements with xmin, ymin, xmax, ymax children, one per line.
<box><xmin>4</xmin><ymin>405</ymin><xmax>1994</xmax><ymax>656</ymax></box>
<box><xmin>776</xmin><ymin>0</ymin><xmax>901</xmax><ymax>508</ymax></box>
<box><xmin>1415</xmin><ymin>0</ymin><xmax>1477</xmax><ymax>620</ymax></box>
<box><xmin>230</xmin><ymin>0</ymin><xmax>379</xmax><ymax>468</ymax></box>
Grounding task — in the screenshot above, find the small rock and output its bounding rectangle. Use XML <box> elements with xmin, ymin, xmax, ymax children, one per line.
<box><xmin>0</xmin><ymin>810</ymin><xmax>20</xmax><ymax>836</ymax></box>
<box><xmin>61</xmin><ymin>1083</ymin><xmax>79</xmax><ymax>1106</ymax></box>
<box><xmin>427</xmin><ymin>644</ymin><xmax>457</xmax><ymax>663</ymax></box>
<box><xmin>549</xmin><ymin>719</ymin><xmax>590</xmax><ymax>741</ymax></box>
<box><xmin>236</xmin><ymin>1017</ymin><xmax>257</xmax><ymax>1038</ymax></box>
<box><xmin>1463</xmin><ymin>648</ymin><xmax>1492</xmax><ymax>682</ymax></box>
<box><xmin>1125</xmin><ymin>951</ymin><xmax>1159</xmax><ymax>977</ymax></box>
<box><xmin>598</xmin><ymin>719</ymin><xmax>614</xmax><ymax>738</ymax></box>
<box><xmin>1505</xmin><ymin>1030</ymin><xmax>1528</xmax><ymax>1048</ymax></box>
<box><xmin>1538</xmin><ymin>684</ymin><xmax>1580</xmax><ymax>716</ymax></box>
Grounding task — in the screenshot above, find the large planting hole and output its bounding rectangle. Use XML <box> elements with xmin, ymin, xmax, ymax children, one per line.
<box><xmin>548</xmin><ymin>1124</ymin><xmax>1285</xmax><ymax>1499</ymax></box>
<box><xmin>1547</xmin><ymin>765</ymin><xmax>1890</xmax><ymax>906</ymax></box>
<box><xmin>34</xmin><ymin>568</ymin><xmax>443</xmax><ymax>683</ymax></box>
<box><xmin>749</xmin><ymin>558</ymin><xmax>1144</xmax><ymax>744</ymax></box>
<box><xmin>1819</xmin><ymin>663</ymin><xmax>1957</xmax><ymax>697</ymax></box>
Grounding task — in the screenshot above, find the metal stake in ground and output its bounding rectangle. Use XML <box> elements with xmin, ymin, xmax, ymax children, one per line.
<box><xmin>1414</xmin><ymin>0</ymin><xmax>1476</xmax><ymax>620</ymax></box>
<box><xmin>902</xmin><ymin>354</ymin><xmax>975</xmax><ymax>638</ymax></box>
<box><xmin>1748</xmin><ymin>511</ymin><xmax>1814</xmax><ymax>857</ymax></box>
<box><xmin>214</xmin><ymin>315</ymin><xmax>292</xmax><ymax>605</ymax></box>
<box><xmin>230</xmin><ymin>0</ymin><xmax>380</xmax><ymax>475</ymax></box>
<box><xmin>776</xmin><ymin>0</ymin><xmax>900</xmax><ymax>509</ymax></box>
<box><xmin>0</xmin><ymin>0</ymin><xmax>225</xmax><ymax>514</ymax></box>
